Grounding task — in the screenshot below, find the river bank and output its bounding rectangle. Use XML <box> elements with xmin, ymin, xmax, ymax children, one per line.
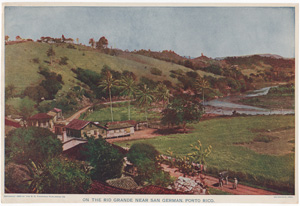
<box><xmin>204</xmin><ymin>85</ymin><xmax>295</xmax><ymax>116</ymax></box>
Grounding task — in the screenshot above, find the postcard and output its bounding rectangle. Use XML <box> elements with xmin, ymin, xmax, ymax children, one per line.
<box><xmin>1</xmin><ymin>2</ymin><xmax>298</xmax><ymax>204</ymax></box>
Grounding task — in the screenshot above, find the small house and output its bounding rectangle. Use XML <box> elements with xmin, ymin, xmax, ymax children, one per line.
<box><xmin>65</xmin><ymin>119</ymin><xmax>106</xmax><ymax>139</ymax></box>
<box><xmin>48</xmin><ymin>108</ymin><xmax>63</xmax><ymax>121</ymax></box>
<box><xmin>27</xmin><ymin>113</ymin><xmax>55</xmax><ymax>130</ymax></box>
<box><xmin>105</xmin><ymin>121</ymin><xmax>135</xmax><ymax>139</ymax></box>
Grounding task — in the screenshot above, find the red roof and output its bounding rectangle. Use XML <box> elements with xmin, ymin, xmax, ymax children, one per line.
<box><xmin>65</xmin><ymin>119</ymin><xmax>90</xmax><ymax>130</ymax></box>
<box><xmin>5</xmin><ymin>118</ymin><xmax>21</xmax><ymax>128</ymax></box>
<box><xmin>88</xmin><ymin>181</ymin><xmax>184</xmax><ymax>194</ymax></box>
<box><xmin>28</xmin><ymin>113</ymin><xmax>53</xmax><ymax>120</ymax></box>
<box><xmin>88</xmin><ymin>181</ymin><xmax>136</xmax><ymax>194</ymax></box>
<box><xmin>138</xmin><ymin>185</ymin><xmax>186</xmax><ymax>194</ymax></box>
<box><xmin>51</xmin><ymin>108</ymin><xmax>62</xmax><ymax>113</ymax></box>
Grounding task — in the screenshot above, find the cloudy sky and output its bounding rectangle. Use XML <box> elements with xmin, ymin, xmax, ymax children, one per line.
<box><xmin>4</xmin><ymin>6</ymin><xmax>295</xmax><ymax>58</ymax></box>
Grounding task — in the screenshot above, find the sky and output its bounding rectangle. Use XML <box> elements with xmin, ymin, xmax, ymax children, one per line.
<box><xmin>4</xmin><ymin>6</ymin><xmax>295</xmax><ymax>58</ymax></box>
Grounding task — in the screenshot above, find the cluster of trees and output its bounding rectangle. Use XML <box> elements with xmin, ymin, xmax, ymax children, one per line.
<box><xmin>22</xmin><ymin>67</ymin><xmax>63</xmax><ymax>104</ymax></box>
<box><xmin>5</xmin><ymin>127</ymin><xmax>173</xmax><ymax>193</ymax></box>
<box><xmin>5</xmin><ymin>127</ymin><xmax>126</xmax><ymax>193</ymax></box>
<box><xmin>73</xmin><ymin>66</ymin><xmax>171</xmax><ymax>122</ymax></box>
<box><xmin>127</xmin><ymin>143</ymin><xmax>173</xmax><ymax>186</ymax></box>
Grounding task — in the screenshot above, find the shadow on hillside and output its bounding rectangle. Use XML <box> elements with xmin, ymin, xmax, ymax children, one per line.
<box><xmin>153</xmin><ymin>126</ymin><xmax>194</xmax><ymax>135</ymax></box>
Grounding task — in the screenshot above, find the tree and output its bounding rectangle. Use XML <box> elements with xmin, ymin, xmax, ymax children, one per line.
<box><xmin>89</xmin><ymin>38</ymin><xmax>95</xmax><ymax>48</ymax></box>
<box><xmin>118</xmin><ymin>75</ymin><xmax>137</xmax><ymax>120</ymax></box>
<box><xmin>194</xmin><ymin>77</ymin><xmax>210</xmax><ymax>112</ymax></box>
<box><xmin>96</xmin><ymin>36</ymin><xmax>108</xmax><ymax>50</ymax></box>
<box><xmin>136</xmin><ymin>84</ymin><xmax>155</xmax><ymax>121</ymax></box>
<box><xmin>17</xmin><ymin>97</ymin><xmax>37</xmax><ymax>122</ymax></box>
<box><xmin>23</xmin><ymin>85</ymin><xmax>49</xmax><ymax>103</ymax></box>
<box><xmin>127</xmin><ymin>143</ymin><xmax>172</xmax><ymax>186</ymax></box>
<box><xmin>40</xmin><ymin>79</ymin><xmax>62</xmax><ymax>99</ymax></box>
<box><xmin>155</xmin><ymin>83</ymin><xmax>170</xmax><ymax>108</ymax></box>
<box><xmin>46</xmin><ymin>47</ymin><xmax>55</xmax><ymax>65</ymax></box>
<box><xmin>5</xmin><ymin>127</ymin><xmax>62</xmax><ymax>165</ymax></box>
<box><xmin>5</xmin><ymin>35</ymin><xmax>9</xmax><ymax>41</ymax></box>
<box><xmin>5</xmin><ymin>84</ymin><xmax>16</xmax><ymax>101</ymax></box>
<box><xmin>83</xmin><ymin>136</ymin><xmax>124</xmax><ymax>182</ymax></box>
<box><xmin>98</xmin><ymin>70</ymin><xmax>116</xmax><ymax>122</ymax></box>
<box><xmin>28</xmin><ymin>158</ymin><xmax>91</xmax><ymax>193</ymax></box>
<box><xmin>161</xmin><ymin>94</ymin><xmax>203</xmax><ymax>132</ymax></box>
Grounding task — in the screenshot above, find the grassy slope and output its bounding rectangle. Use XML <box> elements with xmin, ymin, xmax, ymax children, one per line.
<box><xmin>115</xmin><ymin>115</ymin><xmax>295</xmax><ymax>186</ymax></box>
<box><xmin>5</xmin><ymin>42</ymin><xmax>218</xmax><ymax>95</ymax></box>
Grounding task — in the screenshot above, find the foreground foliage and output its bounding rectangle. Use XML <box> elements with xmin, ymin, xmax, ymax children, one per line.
<box><xmin>127</xmin><ymin>143</ymin><xmax>173</xmax><ymax>187</ymax></box>
<box><xmin>28</xmin><ymin>158</ymin><xmax>91</xmax><ymax>193</ymax></box>
<box><xmin>83</xmin><ymin>136</ymin><xmax>124</xmax><ymax>181</ymax></box>
<box><xmin>5</xmin><ymin>127</ymin><xmax>62</xmax><ymax>164</ymax></box>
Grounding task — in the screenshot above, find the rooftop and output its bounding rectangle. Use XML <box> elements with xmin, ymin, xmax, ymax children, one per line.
<box><xmin>28</xmin><ymin>113</ymin><xmax>53</xmax><ymax>120</ymax></box>
<box><xmin>106</xmin><ymin>177</ymin><xmax>138</xmax><ymax>190</ymax></box>
<box><xmin>51</xmin><ymin>108</ymin><xmax>62</xmax><ymax>113</ymax></box>
<box><xmin>105</xmin><ymin>120</ymin><xmax>136</xmax><ymax>130</ymax></box>
<box><xmin>5</xmin><ymin>118</ymin><xmax>21</xmax><ymax>128</ymax></box>
<box><xmin>65</xmin><ymin>119</ymin><xmax>90</xmax><ymax>130</ymax></box>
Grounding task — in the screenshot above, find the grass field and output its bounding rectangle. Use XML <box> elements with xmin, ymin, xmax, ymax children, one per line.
<box><xmin>115</xmin><ymin>115</ymin><xmax>295</xmax><ymax>193</ymax></box>
<box><xmin>80</xmin><ymin>102</ymin><xmax>162</xmax><ymax>123</ymax></box>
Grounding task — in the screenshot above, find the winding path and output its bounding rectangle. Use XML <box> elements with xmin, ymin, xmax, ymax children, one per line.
<box><xmin>65</xmin><ymin>105</ymin><xmax>92</xmax><ymax>122</ymax></box>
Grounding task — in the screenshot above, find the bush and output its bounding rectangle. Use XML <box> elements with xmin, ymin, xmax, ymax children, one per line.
<box><xmin>32</xmin><ymin>58</ymin><xmax>40</xmax><ymax>64</ymax></box>
<box><xmin>5</xmin><ymin>127</ymin><xmax>62</xmax><ymax>164</ymax></box>
<box><xmin>150</xmin><ymin>67</ymin><xmax>162</xmax><ymax>76</ymax></box>
<box><xmin>127</xmin><ymin>143</ymin><xmax>172</xmax><ymax>186</ymax></box>
<box><xmin>83</xmin><ymin>136</ymin><xmax>124</xmax><ymax>182</ymax></box>
<box><xmin>127</xmin><ymin>143</ymin><xmax>159</xmax><ymax>163</ymax></box>
<box><xmin>30</xmin><ymin>158</ymin><xmax>91</xmax><ymax>194</ymax></box>
<box><xmin>59</xmin><ymin>56</ymin><xmax>69</xmax><ymax>65</ymax></box>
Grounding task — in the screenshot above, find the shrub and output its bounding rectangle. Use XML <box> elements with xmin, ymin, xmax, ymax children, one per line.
<box><xmin>30</xmin><ymin>158</ymin><xmax>91</xmax><ymax>194</ymax></box>
<box><xmin>127</xmin><ymin>143</ymin><xmax>159</xmax><ymax>163</ymax></box>
<box><xmin>59</xmin><ymin>56</ymin><xmax>69</xmax><ymax>65</ymax></box>
<box><xmin>83</xmin><ymin>136</ymin><xmax>124</xmax><ymax>182</ymax></box>
<box><xmin>5</xmin><ymin>127</ymin><xmax>62</xmax><ymax>164</ymax></box>
<box><xmin>127</xmin><ymin>143</ymin><xmax>172</xmax><ymax>186</ymax></box>
<box><xmin>32</xmin><ymin>58</ymin><xmax>40</xmax><ymax>64</ymax></box>
<box><xmin>150</xmin><ymin>67</ymin><xmax>162</xmax><ymax>76</ymax></box>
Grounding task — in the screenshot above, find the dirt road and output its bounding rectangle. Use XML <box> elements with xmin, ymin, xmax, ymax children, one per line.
<box><xmin>65</xmin><ymin>105</ymin><xmax>92</xmax><ymax>122</ymax></box>
<box><xmin>161</xmin><ymin>164</ymin><xmax>279</xmax><ymax>195</ymax></box>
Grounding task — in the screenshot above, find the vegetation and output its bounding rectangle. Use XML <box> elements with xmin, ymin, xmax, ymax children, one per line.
<box><xmin>150</xmin><ymin>67</ymin><xmax>162</xmax><ymax>76</ymax></box>
<box><xmin>28</xmin><ymin>158</ymin><xmax>91</xmax><ymax>194</ymax></box>
<box><xmin>136</xmin><ymin>84</ymin><xmax>155</xmax><ymax>121</ymax></box>
<box><xmin>127</xmin><ymin>143</ymin><xmax>173</xmax><ymax>186</ymax></box>
<box><xmin>98</xmin><ymin>70</ymin><xmax>117</xmax><ymax>122</ymax></box>
<box><xmin>238</xmin><ymin>84</ymin><xmax>295</xmax><ymax>109</ymax></box>
<box><xmin>118</xmin><ymin>75</ymin><xmax>138</xmax><ymax>120</ymax></box>
<box><xmin>83</xmin><ymin>136</ymin><xmax>124</xmax><ymax>182</ymax></box>
<box><xmin>116</xmin><ymin>115</ymin><xmax>295</xmax><ymax>194</ymax></box>
<box><xmin>5</xmin><ymin>127</ymin><xmax>63</xmax><ymax>164</ymax></box>
<box><xmin>161</xmin><ymin>94</ymin><xmax>203</xmax><ymax>132</ymax></box>
<box><xmin>81</xmin><ymin>102</ymin><xmax>161</xmax><ymax>123</ymax></box>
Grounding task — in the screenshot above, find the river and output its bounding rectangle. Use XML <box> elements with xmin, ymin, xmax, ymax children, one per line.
<box><xmin>204</xmin><ymin>86</ymin><xmax>295</xmax><ymax>116</ymax></box>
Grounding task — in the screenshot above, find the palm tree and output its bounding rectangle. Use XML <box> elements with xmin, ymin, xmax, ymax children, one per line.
<box><xmin>155</xmin><ymin>83</ymin><xmax>170</xmax><ymax>108</ymax></box>
<box><xmin>118</xmin><ymin>75</ymin><xmax>137</xmax><ymax>120</ymax></box>
<box><xmin>136</xmin><ymin>84</ymin><xmax>155</xmax><ymax>121</ymax></box>
<box><xmin>195</xmin><ymin>77</ymin><xmax>210</xmax><ymax>112</ymax></box>
<box><xmin>98</xmin><ymin>70</ymin><xmax>116</xmax><ymax>122</ymax></box>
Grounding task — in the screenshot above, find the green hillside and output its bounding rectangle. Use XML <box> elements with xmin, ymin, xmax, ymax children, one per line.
<box><xmin>5</xmin><ymin>42</ymin><xmax>218</xmax><ymax>95</ymax></box>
